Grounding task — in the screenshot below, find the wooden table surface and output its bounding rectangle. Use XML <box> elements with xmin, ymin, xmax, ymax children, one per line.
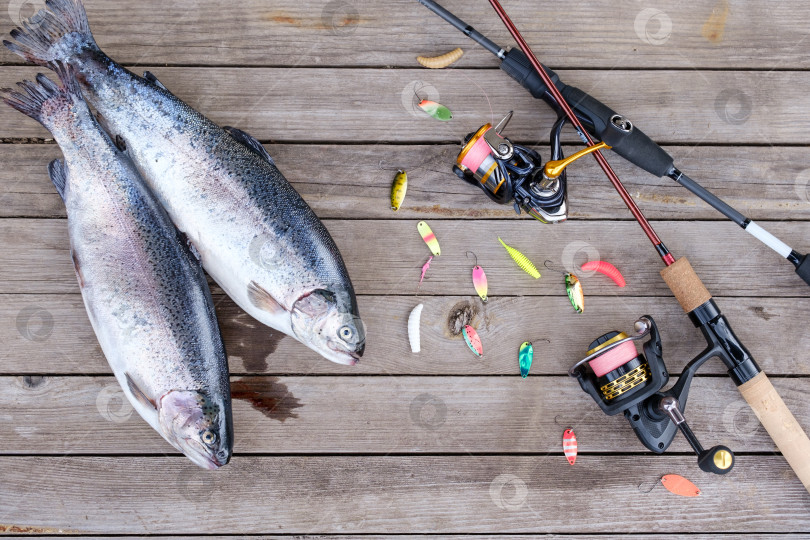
<box><xmin>1</xmin><ymin>0</ymin><xmax>810</xmax><ymax>536</ymax></box>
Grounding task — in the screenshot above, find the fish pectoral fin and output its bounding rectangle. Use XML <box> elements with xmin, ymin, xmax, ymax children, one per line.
<box><xmin>142</xmin><ymin>71</ymin><xmax>168</xmax><ymax>91</ymax></box>
<box><xmin>125</xmin><ymin>372</ymin><xmax>158</xmax><ymax>411</ymax></box>
<box><xmin>70</xmin><ymin>249</ymin><xmax>85</xmax><ymax>288</ymax></box>
<box><xmin>247</xmin><ymin>281</ymin><xmax>286</xmax><ymax>315</ymax></box>
<box><xmin>113</xmin><ymin>134</ymin><xmax>127</xmax><ymax>152</ymax></box>
<box><xmin>223</xmin><ymin>126</ymin><xmax>276</xmax><ymax>166</ymax></box>
<box><xmin>47</xmin><ymin>159</ymin><xmax>67</xmax><ymax>201</ymax></box>
<box><xmin>176</xmin><ymin>230</ymin><xmax>202</xmax><ymax>263</ymax></box>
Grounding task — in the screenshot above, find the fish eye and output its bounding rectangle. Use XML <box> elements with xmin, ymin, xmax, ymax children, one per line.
<box><xmin>339</xmin><ymin>326</ymin><xmax>353</xmax><ymax>341</ymax></box>
<box><xmin>201</xmin><ymin>430</ymin><xmax>217</xmax><ymax>445</ymax></box>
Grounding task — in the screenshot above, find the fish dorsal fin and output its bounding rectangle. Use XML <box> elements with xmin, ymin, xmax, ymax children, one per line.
<box><xmin>47</xmin><ymin>159</ymin><xmax>67</xmax><ymax>201</ymax></box>
<box><xmin>247</xmin><ymin>281</ymin><xmax>286</xmax><ymax>314</ymax></box>
<box><xmin>142</xmin><ymin>71</ymin><xmax>168</xmax><ymax>91</ymax></box>
<box><xmin>125</xmin><ymin>372</ymin><xmax>157</xmax><ymax>411</ymax></box>
<box><xmin>223</xmin><ymin>126</ymin><xmax>275</xmax><ymax>166</ymax></box>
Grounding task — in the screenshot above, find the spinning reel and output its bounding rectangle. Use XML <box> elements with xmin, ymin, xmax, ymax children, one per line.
<box><xmin>453</xmin><ymin>111</ymin><xmax>608</xmax><ymax>224</ymax></box>
<box><xmin>569</xmin><ymin>315</ymin><xmax>735</xmax><ymax>475</ymax></box>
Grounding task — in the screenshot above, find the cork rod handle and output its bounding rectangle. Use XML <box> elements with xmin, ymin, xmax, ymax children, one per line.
<box><xmin>739</xmin><ymin>373</ymin><xmax>810</xmax><ymax>491</ymax></box>
<box><xmin>661</xmin><ymin>257</ymin><xmax>810</xmax><ymax>493</ymax></box>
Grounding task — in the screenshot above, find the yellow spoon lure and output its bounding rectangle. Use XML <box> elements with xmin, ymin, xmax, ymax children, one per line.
<box><xmin>391</xmin><ymin>170</ymin><xmax>407</xmax><ymax>211</ymax></box>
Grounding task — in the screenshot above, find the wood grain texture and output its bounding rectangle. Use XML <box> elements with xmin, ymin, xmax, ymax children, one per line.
<box><xmin>0</xmin><ymin>0</ymin><xmax>807</xmax><ymax>69</ymax></box>
<box><xmin>1</xmin><ymin>375</ymin><xmax>806</xmax><ymax>455</ymax></box>
<box><xmin>2</xmin><ymin>294</ymin><xmax>809</xmax><ymax>376</ymax></box>
<box><xmin>1</xmin><ymin>68</ymin><xmax>809</xmax><ymax>144</ymax></box>
<box><xmin>17</xmin><ymin>538</ymin><xmax>801</xmax><ymax>540</ymax></box>
<box><xmin>1</xmin><ymin>218</ymin><xmax>808</xmax><ymax>296</ymax></box>
<box><xmin>3</xmin><ymin>144</ymin><xmax>810</xmax><ymax>221</ymax></box>
<box><xmin>0</xmin><ymin>455</ymin><xmax>807</xmax><ymax>534</ymax></box>
<box><xmin>1</xmin><ymin>0</ymin><xmax>809</xmax><ymax>534</ymax></box>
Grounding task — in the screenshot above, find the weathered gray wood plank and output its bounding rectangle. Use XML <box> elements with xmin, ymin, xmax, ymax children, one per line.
<box><xmin>16</xmin><ymin>537</ymin><xmax>800</xmax><ymax>540</ymax></box>
<box><xmin>2</xmin><ymin>144</ymin><xmax>809</xmax><ymax>221</ymax></box>
<box><xmin>2</xmin><ymin>375</ymin><xmax>806</xmax><ymax>454</ymax></box>
<box><xmin>1</xmin><ymin>294</ymin><xmax>808</xmax><ymax>376</ymax></box>
<box><xmin>0</xmin><ymin>455</ymin><xmax>807</xmax><ymax>534</ymax></box>
<box><xmin>1</xmin><ymin>68</ymin><xmax>808</xmax><ymax>144</ymax></box>
<box><xmin>0</xmin><ymin>0</ymin><xmax>806</xmax><ymax>69</ymax></box>
<box><xmin>1</xmin><ymin>218</ymin><xmax>808</xmax><ymax>297</ymax></box>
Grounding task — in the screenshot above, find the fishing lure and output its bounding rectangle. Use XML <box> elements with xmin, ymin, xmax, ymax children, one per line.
<box><xmin>417</xmin><ymin>221</ymin><xmax>441</xmax><ymax>256</ymax></box>
<box><xmin>391</xmin><ymin>169</ymin><xmax>407</xmax><ymax>211</ymax></box>
<box><xmin>545</xmin><ymin>261</ymin><xmax>584</xmax><ymax>313</ymax></box>
<box><xmin>416</xmin><ymin>47</ymin><xmax>464</xmax><ymax>69</ymax></box>
<box><xmin>417</xmin><ymin>99</ymin><xmax>453</xmax><ymax>121</ymax></box>
<box><xmin>566</xmin><ymin>273</ymin><xmax>584</xmax><ymax>314</ymax></box>
<box><xmin>563</xmin><ymin>428</ymin><xmax>577</xmax><ymax>465</ymax></box>
<box><xmin>639</xmin><ymin>474</ymin><xmax>701</xmax><ymax>497</ymax></box>
<box><xmin>661</xmin><ymin>474</ymin><xmax>701</xmax><ymax>497</ymax></box>
<box><xmin>408</xmin><ymin>303</ymin><xmax>423</xmax><ymax>353</ymax></box>
<box><xmin>518</xmin><ymin>341</ymin><xmax>533</xmax><ymax>378</ymax></box>
<box><xmin>462</xmin><ymin>324</ymin><xmax>483</xmax><ymax>357</ymax></box>
<box><xmin>419</xmin><ymin>255</ymin><xmax>433</xmax><ymax>286</ymax></box>
<box><xmin>498</xmin><ymin>238</ymin><xmax>540</xmax><ymax>279</ymax></box>
<box><xmin>581</xmin><ymin>260</ymin><xmax>626</xmax><ymax>287</ymax></box>
<box><xmin>467</xmin><ymin>251</ymin><xmax>488</xmax><ymax>302</ymax></box>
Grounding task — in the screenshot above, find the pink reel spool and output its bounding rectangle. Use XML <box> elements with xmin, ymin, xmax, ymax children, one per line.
<box><xmin>455</xmin><ymin>124</ymin><xmax>507</xmax><ymax>195</ymax></box>
<box><xmin>588</xmin><ymin>341</ymin><xmax>639</xmax><ymax>377</ymax></box>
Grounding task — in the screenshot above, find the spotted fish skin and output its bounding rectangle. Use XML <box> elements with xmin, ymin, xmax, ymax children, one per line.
<box><xmin>4</xmin><ymin>0</ymin><xmax>365</xmax><ymax>366</ymax></box>
<box><xmin>0</xmin><ymin>66</ymin><xmax>232</xmax><ymax>470</ymax></box>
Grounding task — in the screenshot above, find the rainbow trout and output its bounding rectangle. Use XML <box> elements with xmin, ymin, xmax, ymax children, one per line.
<box><xmin>1</xmin><ymin>66</ymin><xmax>232</xmax><ymax>469</ymax></box>
<box><xmin>6</xmin><ymin>0</ymin><xmax>366</xmax><ymax>365</ymax></box>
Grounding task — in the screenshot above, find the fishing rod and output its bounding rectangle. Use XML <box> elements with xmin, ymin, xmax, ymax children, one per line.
<box><xmin>416</xmin><ymin>0</ymin><xmax>810</xmax><ymax>288</ymax></box>
<box><xmin>416</xmin><ymin>0</ymin><xmax>810</xmax><ymax>491</ymax></box>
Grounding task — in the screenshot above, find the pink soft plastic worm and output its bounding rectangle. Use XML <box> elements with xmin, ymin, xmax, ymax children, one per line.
<box><xmin>581</xmin><ymin>261</ymin><xmax>626</xmax><ymax>287</ymax></box>
<box><xmin>419</xmin><ymin>256</ymin><xmax>433</xmax><ymax>285</ymax></box>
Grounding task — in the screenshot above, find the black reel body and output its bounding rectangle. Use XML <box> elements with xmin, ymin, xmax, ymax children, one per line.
<box><xmin>569</xmin><ymin>316</ymin><xmax>735</xmax><ymax>475</ymax></box>
<box><xmin>453</xmin><ymin>115</ymin><xmax>568</xmax><ymax>224</ymax></box>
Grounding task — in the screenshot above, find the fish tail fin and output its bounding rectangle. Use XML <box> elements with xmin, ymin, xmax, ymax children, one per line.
<box><xmin>3</xmin><ymin>0</ymin><xmax>97</xmax><ymax>67</ymax></box>
<box><xmin>0</xmin><ymin>62</ymin><xmax>81</xmax><ymax>125</ymax></box>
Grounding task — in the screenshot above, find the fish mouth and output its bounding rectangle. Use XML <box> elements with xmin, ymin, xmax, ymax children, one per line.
<box><xmin>327</xmin><ymin>341</ymin><xmax>362</xmax><ymax>366</ymax></box>
<box><xmin>181</xmin><ymin>438</ymin><xmax>230</xmax><ymax>470</ymax></box>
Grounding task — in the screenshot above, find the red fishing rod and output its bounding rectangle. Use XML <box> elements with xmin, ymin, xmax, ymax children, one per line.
<box><xmin>416</xmin><ymin>0</ymin><xmax>810</xmax><ymax>287</ymax></box>
<box><xmin>416</xmin><ymin>0</ymin><xmax>810</xmax><ymax>492</ymax></box>
<box><xmin>484</xmin><ymin>0</ymin><xmax>674</xmax><ymax>266</ymax></box>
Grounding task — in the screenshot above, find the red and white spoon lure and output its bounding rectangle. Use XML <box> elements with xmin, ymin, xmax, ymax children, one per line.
<box><xmin>467</xmin><ymin>251</ymin><xmax>488</xmax><ymax>302</ymax></box>
<box><xmin>563</xmin><ymin>428</ymin><xmax>578</xmax><ymax>465</ymax></box>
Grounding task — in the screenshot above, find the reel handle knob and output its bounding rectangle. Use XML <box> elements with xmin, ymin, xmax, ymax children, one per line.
<box><xmin>698</xmin><ymin>445</ymin><xmax>735</xmax><ymax>475</ymax></box>
<box><xmin>658</xmin><ymin>396</ymin><xmax>734</xmax><ymax>475</ymax></box>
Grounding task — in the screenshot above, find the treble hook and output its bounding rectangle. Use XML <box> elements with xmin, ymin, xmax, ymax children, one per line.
<box><xmin>466</xmin><ymin>251</ymin><xmax>479</xmax><ymax>267</ymax></box>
